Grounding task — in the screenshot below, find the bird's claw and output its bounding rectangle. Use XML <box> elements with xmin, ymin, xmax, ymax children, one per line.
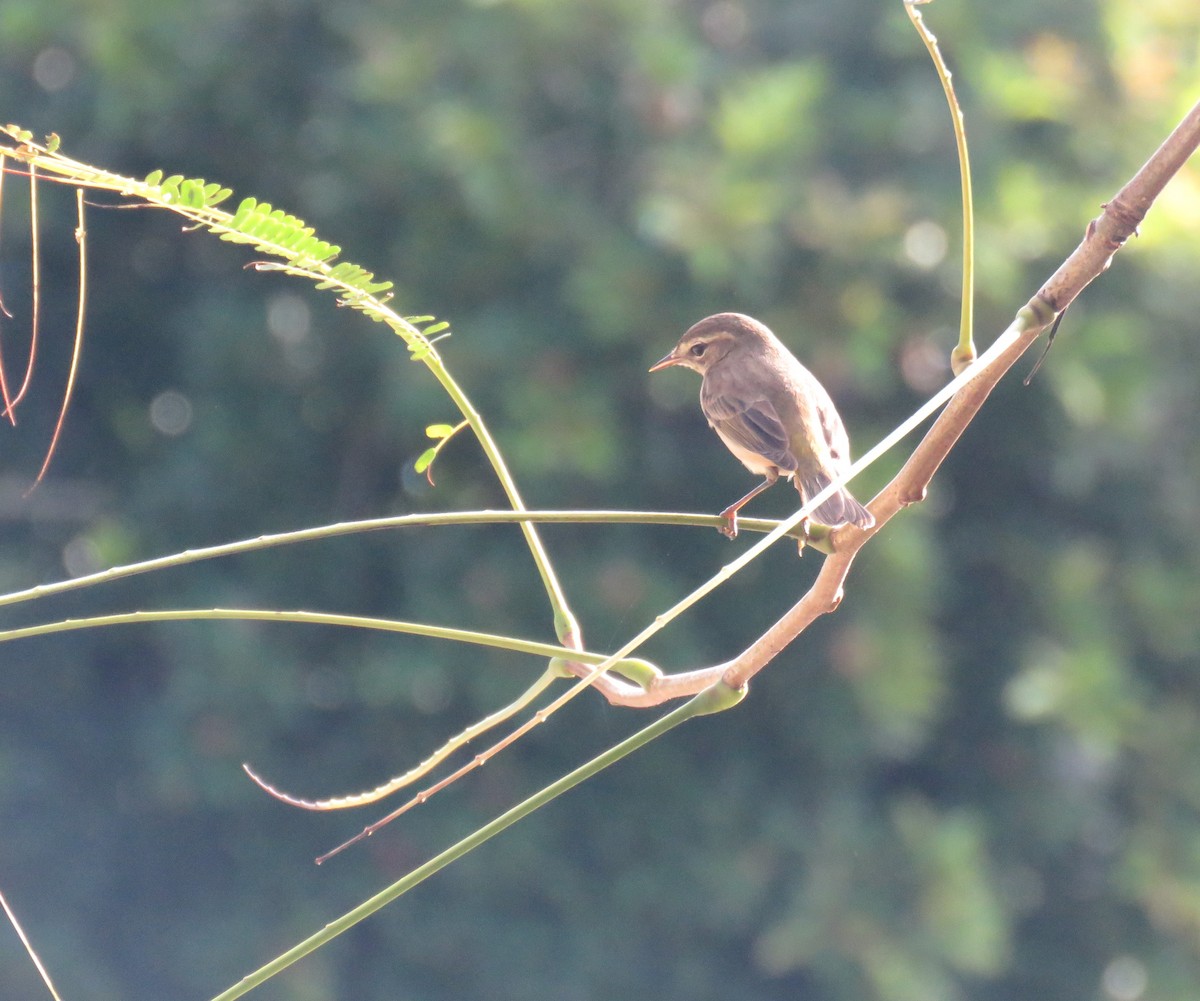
<box><xmin>718</xmin><ymin>509</ymin><xmax>739</xmax><ymax>539</ymax></box>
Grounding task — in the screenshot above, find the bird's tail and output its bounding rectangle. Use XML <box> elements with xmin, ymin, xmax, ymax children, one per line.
<box><xmin>797</xmin><ymin>473</ymin><xmax>875</xmax><ymax>530</ymax></box>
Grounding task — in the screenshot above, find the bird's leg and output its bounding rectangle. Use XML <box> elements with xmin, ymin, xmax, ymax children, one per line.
<box><xmin>796</xmin><ymin>517</ymin><xmax>811</xmax><ymax>556</ymax></box>
<box><xmin>792</xmin><ymin>480</ymin><xmax>816</xmax><ymax>555</ymax></box>
<box><xmin>718</xmin><ymin>472</ymin><xmax>778</xmax><ymax>539</ymax></box>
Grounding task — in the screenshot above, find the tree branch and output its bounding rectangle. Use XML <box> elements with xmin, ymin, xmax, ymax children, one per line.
<box><xmin>718</xmin><ymin>96</ymin><xmax>1200</xmax><ymax>693</ymax></box>
<box><xmin>554</xmin><ymin>98</ymin><xmax>1200</xmax><ymax>708</ymax></box>
<box><xmin>525</xmin><ymin>98</ymin><xmax>1200</xmax><ymax>708</ymax></box>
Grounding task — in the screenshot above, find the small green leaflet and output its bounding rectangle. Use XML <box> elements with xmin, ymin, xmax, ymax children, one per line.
<box><xmin>414</xmin><ymin>448</ymin><xmax>438</xmax><ymax>476</ymax></box>
<box><xmin>414</xmin><ymin>419</ymin><xmax>466</xmax><ymax>485</ymax></box>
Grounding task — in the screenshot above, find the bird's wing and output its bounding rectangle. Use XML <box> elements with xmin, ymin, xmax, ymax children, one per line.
<box><xmin>815</xmin><ymin>395</ymin><xmax>851</xmax><ymax>465</ymax></box>
<box><xmin>701</xmin><ymin>391</ymin><xmax>798</xmax><ymax>471</ymax></box>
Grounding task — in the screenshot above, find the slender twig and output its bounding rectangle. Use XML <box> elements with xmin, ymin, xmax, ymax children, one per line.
<box><xmin>1036</xmin><ymin>100</ymin><xmax>1200</xmax><ymax>313</ymax></box>
<box><xmin>0</xmin><ymin>603</ymin><xmax>681</xmax><ymax>709</ymax></box>
<box><xmin>313</xmin><ymin>664</ymin><xmax>578</xmax><ymax>861</ymax></box>
<box><xmin>433</xmin><ymin>365</ymin><xmax>584</xmax><ymax>647</ymax></box>
<box><xmin>0</xmin><ymin>607</ymin><xmax>648</xmax><ymax>679</ymax></box>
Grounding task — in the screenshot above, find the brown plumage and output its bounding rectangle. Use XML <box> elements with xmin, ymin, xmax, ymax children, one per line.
<box><xmin>650</xmin><ymin>312</ymin><xmax>874</xmax><ymax>538</ymax></box>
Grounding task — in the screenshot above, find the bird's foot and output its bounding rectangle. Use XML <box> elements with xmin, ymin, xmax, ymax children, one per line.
<box><xmin>718</xmin><ymin>507</ymin><xmax>739</xmax><ymax>539</ymax></box>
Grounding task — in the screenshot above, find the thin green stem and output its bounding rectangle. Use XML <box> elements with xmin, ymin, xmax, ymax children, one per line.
<box><xmin>209</xmin><ymin>681</ymin><xmax>745</xmax><ymax>1001</ymax></box>
<box><xmin>420</xmin><ymin>358</ymin><xmax>581</xmax><ymax>644</ymax></box>
<box><xmin>0</xmin><ymin>510</ymin><xmax>806</xmax><ymax>612</ymax></box>
<box><xmin>232</xmin><ymin>261</ymin><xmax>583</xmax><ymax>649</ymax></box>
<box><xmin>11</xmin><ymin>162</ymin><xmax>39</xmax><ymax>409</ymax></box>
<box><xmin>0</xmin><ymin>153</ymin><xmax>13</xmax><ymax>421</ymax></box>
<box><xmin>0</xmin><ymin>607</ymin><xmax>658</xmax><ymax>687</ymax></box>
<box><xmin>905</xmin><ymin>0</ymin><xmax>976</xmax><ymax>369</ymax></box>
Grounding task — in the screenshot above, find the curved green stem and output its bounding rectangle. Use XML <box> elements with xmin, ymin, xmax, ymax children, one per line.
<box><xmin>0</xmin><ymin>607</ymin><xmax>660</xmax><ymax>688</ymax></box>
<box><xmin>209</xmin><ymin>680</ymin><xmax>745</xmax><ymax>1001</ymax></box>
<box><xmin>904</xmin><ymin>0</ymin><xmax>977</xmax><ymax>371</ymax></box>
<box><xmin>244</xmin><ymin>667</ymin><xmax>562</xmax><ymax>810</ymax></box>
<box><xmin>420</xmin><ymin>357</ymin><xmax>580</xmax><ymax>645</ymax></box>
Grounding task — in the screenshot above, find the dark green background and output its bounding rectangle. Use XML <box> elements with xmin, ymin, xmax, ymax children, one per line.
<box><xmin>1</xmin><ymin>1</ymin><xmax>1199</xmax><ymax>998</ymax></box>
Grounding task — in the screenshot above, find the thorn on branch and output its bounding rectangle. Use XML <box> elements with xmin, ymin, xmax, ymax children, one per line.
<box><xmin>1023</xmin><ymin>309</ymin><xmax>1067</xmax><ymax>386</ymax></box>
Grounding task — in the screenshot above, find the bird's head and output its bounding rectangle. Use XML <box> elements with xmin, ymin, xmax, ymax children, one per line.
<box><xmin>649</xmin><ymin>312</ymin><xmax>771</xmax><ymax>376</ymax></box>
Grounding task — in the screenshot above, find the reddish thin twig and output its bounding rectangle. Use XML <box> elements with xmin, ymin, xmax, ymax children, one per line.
<box><xmin>27</xmin><ymin>189</ymin><xmax>86</xmax><ymax>492</ymax></box>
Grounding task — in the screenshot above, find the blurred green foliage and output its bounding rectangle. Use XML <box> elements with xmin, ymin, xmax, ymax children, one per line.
<box><xmin>0</xmin><ymin>1</ymin><xmax>1198</xmax><ymax>999</ymax></box>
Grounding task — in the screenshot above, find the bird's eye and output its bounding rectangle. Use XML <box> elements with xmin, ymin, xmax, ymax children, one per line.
<box><xmin>689</xmin><ymin>343</ymin><xmax>707</xmax><ymax>358</ymax></box>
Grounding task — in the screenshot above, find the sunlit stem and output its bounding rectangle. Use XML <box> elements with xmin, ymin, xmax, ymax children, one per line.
<box><xmin>0</xmin><ymin>884</ymin><xmax>62</xmax><ymax>1001</ymax></box>
<box><xmin>905</xmin><ymin>0</ymin><xmax>976</xmax><ymax>371</ymax></box>
<box><xmin>209</xmin><ymin>681</ymin><xmax>745</xmax><ymax>1001</ymax></box>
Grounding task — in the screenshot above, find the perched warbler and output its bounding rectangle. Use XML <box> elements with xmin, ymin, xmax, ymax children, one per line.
<box><xmin>650</xmin><ymin>312</ymin><xmax>874</xmax><ymax>541</ymax></box>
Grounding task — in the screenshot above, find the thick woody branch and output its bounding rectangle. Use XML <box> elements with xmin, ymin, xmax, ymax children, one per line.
<box><xmin>1037</xmin><ymin>98</ymin><xmax>1200</xmax><ymax>315</ymax></box>
<box><xmin>718</xmin><ymin>96</ymin><xmax>1200</xmax><ymax>694</ymax></box>
<box><xmin>721</xmin><ymin>319</ymin><xmax>1038</xmax><ymax>691</ymax></box>
<box><xmin>555</xmin><ymin>97</ymin><xmax>1200</xmax><ymax>708</ymax></box>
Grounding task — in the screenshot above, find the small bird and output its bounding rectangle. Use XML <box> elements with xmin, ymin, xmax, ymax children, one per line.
<box><xmin>650</xmin><ymin>312</ymin><xmax>874</xmax><ymax>541</ymax></box>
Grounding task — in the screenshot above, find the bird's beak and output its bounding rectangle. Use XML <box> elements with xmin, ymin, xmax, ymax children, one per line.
<box><xmin>649</xmin><ymin>350</ymin><xmax>681</xmax><ymax>373</ymax></box>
